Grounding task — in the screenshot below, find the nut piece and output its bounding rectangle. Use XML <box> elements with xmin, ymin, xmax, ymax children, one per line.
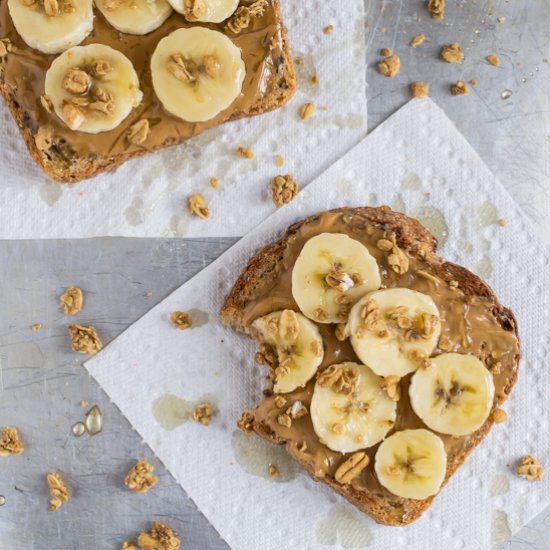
<box><xmin>170</xmin><ymin>311</ymin><xmax>192</xmax><ymax>330</ymax></box>
<box><xmin>491</xmin><ymin>407</ymin><xmax>507</xmax><ymax>424</ymax></box>
<box><xmin>187</xmin><ymin>193</ymin><xmax>209</xmax><ymax>219</ymax></box>
<box><xmin>35</xmin><ymin>125</ymin><xmax>54</xmax><ymax>152</ymax></box>
<box><xmin>167</xmin><ymin>53</ymin><xmax>196</xmax><ymax>82</ymax></box>
<box><xmin>335</xmin><ymin>452</ymin><xmax>370</xmax><ymax>484</ymax></box>
<box><xmin>279</xmin><ymin>309</ymin><xmax>300</xmax><ymax>343</ymax></box>
<box><xmin>127</xmin><ymin>119</ymin><xmax>150</xmax><ymax>145</ymax></box>
<box><xmin>410</xmin><ymin>81</ymin><xmax>429</xmax><ymax>98</ymax></box>
<box><xmin>62</xmin><ymin>102</ymin><xmax>85</xmax><ymax>131</ymax></box>
<box><xmin>299</xmin><ymin>102</ymin><xmax>315</xmax><ymax>121</ymax></box>
<box><xmin>225</xmin><ymin>0</ymin><xmax>266</xmax><ymax>34</ymax></box>
<box><xmin>60</xmin><ymin>286</ymin><xmax>83</xmax><ymax>315</ymax></box>
<box><xmin>47</xmin><ymin>472</ymin><xmax>69</xmax><ymax>511</ymax></box>
<box><xmin>440</xmin><ymin>43</ymin><xmax>464</xmax><ymax>64</ymax></box>
<box><xmin>44</xmin><ymin>0</ymin><xmax>60</xmax><ymax>16</ymax></box>
<box><xmin>0</xmin><ymin>427</ymin><xmax>24</xmax><ymax>457</ymax></box>
<box><xmin>125</xmin><ymin>459</ymin><xmax>158</xmax><ymax>493</ymax></box>
<box><xmin>63</xmin><ymin>69</ymin><xmax>91</xmax><ymax>95</ymax></box>
<box><xmin>380</xmin><ymin>375</ymin><xmax>401</xmax><ymax>401</ymax></box>
<box><xmin>271</xmin><ymin>175</ymin><xmax>298</xmax><ymax>208</ymax></box>
<box><xmin>237</xmin><ymin>146</ymin><xmax>254</xmax><ymax>159</ymax></box>
<box><xmin>137</xmin><ymin>521</ymin><xmax>181</xmax><ymax>550</ymax></box>
<box><xmin>192</xmin><ymin>403</ymin><xmax>214</xmax><ymax>425</ymax></box>
<box><xmin>317</xmin><ymin>365</ymin><xmax>358</xmax><ymax>395</ymax></box>
<box><xmin>67</xmin><ymin>324</ymin><xmax>102</xmax><ymax>355</ymax></box>
<box><xmin>451</xmin><ymin>80</ymin><xmax>469</xmax><ymax>96</ymax></box>
<box><xmin>410</xmin><ymin>34</ymin><xmax>426</xmax><ymax>48</ymax></box>
<box><xmin>202</xmin><ymin>55</ymin><xmax>220</xmax><ymax>77</ymax></box>
<box><xmin>378</xmin><ymin>55</ymin><xmax>400</xmax><ymax>77</ymax></box>
<box><xmin>89</xmin><ymin>59</ymin><xmax>112</xmax><ymax>76</ymax></box>
<box><xmin>427</xmin><ymin>0</ymin><xmax>445</xmax><ymax>19</ymax></box>
<box><xmin>237</xmin><ymin>410</ymin><xmax>254</xmax><ymax>433</ymax></box>
<box><xmin>486</xmin><ymin>54</ymin><xmax>500</xmax><ymax>66</ymax></box>
<box><xmin>517</xmin><ymin>455</ymin><xmax>544</xmax><ymax>481</ymax></box>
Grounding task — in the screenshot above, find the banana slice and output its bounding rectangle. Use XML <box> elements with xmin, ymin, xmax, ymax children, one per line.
<box><xmin>8</xmin><ymin>0</ymin><xmax>93</xmax><ymax>55</ymax></box>
<box><xmin>310</xmin><ymin>362</ymin><xmax>397</xmax><ymax>454</ymax></box>
<box><xmin>291</xmin><ymin>233</ymin><xmax>382</xmax><ymax>325</ymax></box>
<box><xmin>167</xmin><ymin>0</ymin><xmax>238</xmax><ymax>23</ymax></box>
<box><xmin>151</xmin><ymin>27</ymin><xmax>245</xmax><ymax>123</ymax></box>
<box><xmin>409</xmin><ymin>353</ymin><xmax>495</xmax><ymax>436</ymax></box>
<box><xmin>348</xmin><ymin>288</ymin><xmax>441</xmax><ymax>377</ymax></box>
<box><xmin>94</xmin><ymin>0</ymin><xmax>172</xmax><ymax>35</ymax></box>
<box><xmin>251</xmin><ymin>310</ymin><xmax>324</xmax><ymax>394</ymax></box>
<box><xmin>374</xmin><ymin>429</ymin><xmax>447</xmax><ymax>500</ymax></box>
<box><xmin>45</xmin><ymin>44</ymin><xmax>143</xmax><ymax>134</ymax></box>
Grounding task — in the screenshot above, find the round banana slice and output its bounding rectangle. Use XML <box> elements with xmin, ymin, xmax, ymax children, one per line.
<box><xmin>45</xmin><ymin>44</ymin><xmax>143</xmax><ymax>134</ymax></box>
<box><xmin>8</xmin><ymin>0</ymin><xmax>93</xmax><ymax>55</ymax></box>
<box><xmin>310</xmin><ymin>362</ymin><xmax>397</xmax><ymax>454</ymax></box>
<box><xmin>252</xmin><ymin>310</ymin><xmax>324</xmax><ymax>394</ymax></box>
<box><xmin>348</xmin><ymin>288</ymin><xmax>441</xmax><ymax>377</ymax></box>
<box><xmin>94</xmin><ymin>0</ymin><xmax>172</xmax><ymax>35</ymax></box>
<box><xmin>167</xmin><ymin>0</ymin><xmax>239</xmax><ymax>23</ymax></box>
<box><xmin>374</xmin><ymin>429</ymin><xmax>447</xmax><ymax>500</ymax></box>
<box><xmin>409</xmin><ymin>353</ymin><xmax>495</xmax><ymax>436</ymax></box>
<box><xmin>151</xmin><ymin>27</ymin><xmax>245</xmax><ymax>123</ymax></box>
<box><xmin>291</xmin><ymin>233</ymin><xmax>382</xmax><ymax>324</ymax></box>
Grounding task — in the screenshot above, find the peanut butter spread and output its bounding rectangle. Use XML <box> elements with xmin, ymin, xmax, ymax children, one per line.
<box><xmin>236</xmin><ymin>209</ymin><xmax>519</xmax><ymax>524</ymax></box>
<box><xmin>0</xmin><ymin>2</ymin><xmax>287</xmax><ymax>160</ymax></box>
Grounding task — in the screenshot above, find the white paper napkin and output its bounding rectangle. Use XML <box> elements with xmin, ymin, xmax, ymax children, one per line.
<box><xmin>85</xmin><ymin>99</ymin><xmax>550</xmax><ymax>550</ymax></box>
<box><xmin>0</xmin><ymin>0</ymin><xmax>366</xmax><ymax>239</ymax></box>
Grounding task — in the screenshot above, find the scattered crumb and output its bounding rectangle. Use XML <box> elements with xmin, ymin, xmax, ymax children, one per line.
<box><xmin>126</xmin><ymin>119</ymin><xmax>150</xmax><ymax>145</ymax></box>
<box><xmin>469</xmin><ymin>79</ymin><xmax>478</xmax><ymax>86</ymax></box>
<box><xmin>137</xmin><ymin>521</ymin><xmax>181</xmax><ymax>550</ymax></box>
<box><xmin>268</xmin><ymin>465</ymin><xmax>279</xmax><ymax>477</ymax></box>
<box><xmin>47</xmin><ymin>472</ymin><xmax>69</xmax><ymax>511</ymax></box>
<box><xmin>440</xmin><ymin>43</ymin><xmax>464</xmax><ymax>63</ymax></box>
<box><xmin>68</xmin><ymin>324</ymin><xmax>102</xmax><ymax>355</ymax></box>
<box><xmin>380</xmin><ymin>47</ymin><xmax>392</xmax><ymax>57</ymax></box>
<box><xmin>209</xmin><ymin>176</ymin><xmax>219</xmax><ymax>189</ymax></box>
<box><xmin>31</xmin><ymin>323</ymin><xmax>43</xmax><ymax>331</ymax></box>
<box><xmin>60</xmin><ymin>286</ymin><xmax>83</xmax><ymax>315</ymax></box>
<box><xmin>378</xmin><ymin>54</ymin><xmax>400</xmax><ymax>77</ymax></box>
<box><xmin>310</xmin><ymin>74</ymin><xmax>318</xmax><ymax>85</ymax></box>
<box><xmin>427</xmin><ymin>0</ymin><xmax>445</xmax><ymax>19</ymax></box>
<box><xmin>517</xmin><ymin>455</ymin><xmax>544</xmax><ymax>481</ymax></box>
<box><xmin>271</xmin><ymin>175</ymin><xmax>299</xmax><ymax>208</ymax></box>
<box><xmin>80</xmin><ymin>400</ymin><xmax>88</xmax><ymax>408</ymax></box>
<box><xmin>122</xmin><ymin>543</ymin><xmax>138</xmax><ymax>550</ymax></box>
<box><xmin>237</xmin><ymin>146</ymin><xmax>254</xmax><ymax>159</ymax></box>
<box><xmin>497</xmin><ymin>16</ymin><xmax>506</xmax><ymax>24</ymax></box>
<box><xmin>294</xmin><ymin>58</ymin><xmax>302</xmax><ymax>65</ymax></box>
<box><xmin>0</xmin><ymin>427</ymin><xmax>24</xmax><ymax>457</ymax></box>
<box><xmin>144</xmin><ymin>291</ymin><xmax>153</xmax><ymax>297</ymax></box>
<box><xmin>486</xmin><ymin>54</ymin><xmax>500</xmax><ymax>66</ymax></box>
<box><xmin>187</xmin><ymin>193</ymin><xmax>209</xmax><ymax>219</ymax></box>
<box><xmin>124</xmin><ymin>459</ymin><xmax>158</xmax><ymax>493</ymax></box>
<box><xmin>498</xmin><ymin>218</ymin><xmax>506</xmax><ymax>227</ymax></box>
<box><xmin>323</xmin><ymin>25</ymin><xmax>333</xmax><ymax>35</ymax></box>
<box><xmin>319</xmin><ymin>105</ymin><xmax>329</xmax><ymax>111</ymax></box>
<box><xmin>299</xmin><ymin>102</ymin><xmax>315</xmax><ymax>121</ymax></box>
<box><xmin>451</xmin><ymin>80</ymin><xmax>469</xmax><ymax>96</ymax></box>
<box><xmin>378</xmin><ymin>27</ymin><xmax>386</xmax><ymax>33</ymax></box>
<box><xmin>170</xmin><ymin>311</ymin><xmax>192</xmax><ymax>330</ymax></box>
<box><xmin>275</xmin><ymin>154</ymin><xmax>284</xmax><ymax>167</ymax></box>
<box><xmin>237</xmin><ymin>410</ymin><xmax>254</xmax><ymax>433</ymax></box>
<box><xmin>0</xmin><ymin>41</ymin><xmax>7</xmax><ymax>58</ymax></box>
<box><xmin>192</xmin><ymin>403</ymin><xmax>214</xmax><ymax>426</ymax></box>
<box><xmin>410</xmin><ymin>81</ymin><xmax>429</xmax><ymax>98</ymax></box>
<box><xmin>492</xmin><ymin>408</ymin><xmax>507</xmax><ymax>423</ymax></box>
<box><xmin>410</xmin><ymin>34</ymin><xmax>426</xmax><ymax>48</ymax></box>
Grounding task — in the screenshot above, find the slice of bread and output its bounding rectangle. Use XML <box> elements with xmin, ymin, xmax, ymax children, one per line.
<box><xmin>0</xmin><ymin>0</ymin><xmax>295</xmax><ymax>183</ymax></box>
<box><xmin>221</xmin><ymin>206</ymin><xmax>520</xmax><ymax>526</ymax></box>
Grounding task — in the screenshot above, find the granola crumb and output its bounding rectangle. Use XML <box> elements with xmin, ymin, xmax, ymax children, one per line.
<box><xmin>380</xmin><ymin>47</ymin><xmax>392</xmax><ymax>57</ymax></box>
<box><xmin>237</xmin><ymin>410</ymin><xmax>254</xmax><ymax>433</ymax></box>
<box><xmin>237</xmin><ymin>146</ymin><xmax>254</xmax><ymax>159</ymax></box>
<box><xmin>271</xmin><ymin>175</ymin><xmax>298</xmax><ymax>208</ymax></box>
<box><xmin>451</xmin><ymin>80</ymin><xmax>469</xmax><ymax>96</ymax></box>
<box><xmin>469</xmin><ymin>79</ymin><xmax>478</xmax><ymax>86</ymax></box>
<box><xmin>31</xmin><ymin>323</ymin><xmax>43</xmax><ymax>331</ymax></box>
<box><xmin>187</xmin><ymin>193</ymin><xmax>209</xmax><ymax>219</ymax></box>
<box><xmin>191</xmin><ymin>403</ymin><xmax>214</xmax><ymax>426</ymax></box>
<box><xmin>209</xmin><ymin>176</ymin><xmax>219</xmax><ymax>189</ymax></box>
<box><xmin>498</xmin><ymin>218</ymin><xmax>506</xmax><ymax>227</ymax></box>
<box><xmin>427</xmin><ymin>0</ymin><xmax>445</xmax><ymax>19</ymax></box>
<box><xmin>275</xmin><ymin>154</ymin><xmax>284</xmax><ymax>167</ymax></box>
<box><xmin>60</xmin><ymin>286</ymin><xmax>83</xmax><ymax>315</ymax></box>
<box><xmin>378</xmin><ymin>54</ymin><xmax>400</xmax><ymax>77</ymax></box>
<box><xmin>68</xmin><ymin>324</ymin><xmax>102</xmax><ymax>355</ymax></box>
<box><xmin>0</xmin><ymin>427</ymin><xmax>24</xmax><ymax>457</ymax></box>
<box><xmin>170</xmin><ymin>311</ymin><xmax>192</xmax><ymax>330</ymax></box>
<box><xmin>310</xmin><ymin>74</ymin><xmax>318</xmax><ymax>85</ymax></box>
<box><xmin>80</xmin><ymin>400</ymin><xmax>88</xmax><ymax>407</ymax></box>
<box><xmin>47</xmin><ymin>472</ymin><xmax>69</xmax><ymax>511</ymax></box>
<box><xmin>127</xmin><ymin>119</ymin><xmax>150</xmax><ymax>145</ymax></box>
<box><xmin>299</xmin><ymin>102</ymin><xmax>315</xmax><ymax>121</ymax></box>
<box><xmin>410</xmin><ymin>81</ymin><xmax>429</xmax><ymax>98</ymax></box>
<box><xmin>137</xmin><ymin>521</ymin><xmax>181</xmax><ymax>550</ymax></box>
<box><xmin>124</xmin><ymin>459</ymin><xmax>158</xmax><ymax>493</ymax></box>
<box><xmin>492</xmin><ymin>408</ymin><xmax>507</xmax><ymax>423</ymax></box>
<box><xmin>410</xmin><ymin>34</ymin><xmax>426</xmax><ymax>48</ymax></box>
<box><xmin>268</xmin><ymin>465</ymin><xmax>279</xmax><ymax>477</ymax></box>
<box><xmin>486</xmin><ymin>54</ymin><xmax>500</xmax><ymax>66</ymax></box>
<box><xmin>144</xmin><ymin>291</ymin><xmax>153</xmax><ymax>297</ymax></box>
<box><xmin>440</xmin><ymin>43</ymin><xmax>464</xmax><ymax>64</ymax></box>
<box><xmin>323</xmin><ymin>25</ymin><xmax>333</xmax><ymax>35</ymax></box>
<box><xmin>517</xmin><ymin>455</ymin><xmax>544</xmax><ymax>481</ymax></box>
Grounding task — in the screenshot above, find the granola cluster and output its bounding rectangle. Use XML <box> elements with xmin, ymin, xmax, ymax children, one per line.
<box><xmin>137</xmin><ymin>521</ymin><xmax>181</xmax><ymax>550</ymax></box>
<box><xmin>271</xmin><ymin>175</ymin><xmax>299</xmax><ymax>208</ymax></box>
<box><xmin>317</xmin><ymin>365</ymin><xmax>358</xmax><ymax>395</ymax></box>
<box><xmin>60</xmin><ymin>286</ymin><xmax>83</xmax><ymax>315</ymax></box>
<box><xmin>376</xmin><ymin>234</ymin><xmax>409</xmax><ymax>275</ymax></box>
<box><xmin>68</xmin><ymin>324</ymin><xmax>103</xmax><ymax>355</ymax></box>
<box><xmin>191</xmin><ymin>403</ymin><xmax>214</xmax><ymax>425</ymax></box>
<box><xmin>517</xmin><ymin>455</ymin><xmax>544</xmax><ymax>481</ymax></box>
<box><xmin>124</xmin><ymin>459</ymin><xmax>158</xmax><ymax>494</ymax></box>
<box><xmin>0</xmin><ymin>427</ymin><xmax>24</xmax><ymax>457</ymax></box>
<box><xmin>225</xmin><ymin>0</ymin><xmax>267</xmax><ymax>34</ymax></box>
<box><xmin>47</xmin><ymin>472</ymin><xmax>69</xmax><ymax>511</ymax></box>
<box><xmin>170</xmin><ymin>310</ymin><xmax>193</xmax><ymax>330</ymax></box>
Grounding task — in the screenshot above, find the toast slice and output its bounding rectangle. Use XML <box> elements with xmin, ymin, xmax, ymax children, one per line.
<box><xmin>0</xmin><ymin>0</ymin><xmax>295</xmax><ymax>183</ymax></box>
<box><xmin>221</xmin><ymin>206</ymin><xmax>520</xmax><ymax>526</ymax></box>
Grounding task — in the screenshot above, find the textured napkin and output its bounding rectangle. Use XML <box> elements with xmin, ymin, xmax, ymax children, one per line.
<box><xmin>0</xmin><ymin>0</ymin><xmax>366</xmax><ymax>239</ymax></box>
<box><xmin>85</xmin><ymin>99</ymin><xmax>550</xmax><ymax>550</ymax></box>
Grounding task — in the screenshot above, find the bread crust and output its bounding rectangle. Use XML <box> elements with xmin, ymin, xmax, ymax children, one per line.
<box><xmin>221</xmin><ymin>206</ymin><xmax>520</xmax><ymax>526</ymax></box>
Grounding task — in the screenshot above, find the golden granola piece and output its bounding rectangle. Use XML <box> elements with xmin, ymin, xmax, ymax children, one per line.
<box><xmin>299</xmin><ymin>102</ymin><xmax>315</xmax><ymax>121</ymax></box>
<box><xmin>68</xmin><ymin>324</ymin><xmax>102</xmax><ymax>355</ymax></box>
<box><xmin>335</xmin><ymin>452</ymin><xmax>370</xmax><ymax>484</ymax></box>
<box><xmin>268</xmin><ymin>465</ymin><xmax>279</xmax><ymax>477</ymax></box>
<box><xmin>170</xmin><ymin>311</ymin><xmax>192</xmax><ymax>330</ymax></box>
<box><xmin>410</xmin><ymin>34</ymin><xmax>426</xmax><ymax>48</ymax></box>
<box><xmin>209</xmin><ymin>176</ymin><xmax>219</xmax><ymax>189</ymax></box>
<box><xmin>125</xmin><ymin>459</ymin><xmax>158</xmax><ymax>493</ymax></box>
<box><xmin>380</xmin><ymin>47</ymin><xmax>392</xmax><ymax>57</ymax></box>
<box><xmin>225</xmin><ymin>0</ymin><xmax>266</xmax><ymax>34</ymax></box>
<box><xmin>138</xmin><ymin>521</ymin><xmax>181</xmax><ymax>550</ymax></box>
<box><xmin>0</xmin><ymin>427</ymin><xmax>24</xmax><ymax>457</ymax></box>
<box><xmin>278</xmin><ymin>309</ymin><xmax>300</xmax><ymax>343</ymax></box>
<box><xmin>410</xmin><ymin>81</ymin><xmax>429</xmax><ymax>98</ymax></box>
<box><xmin>486</xmin><ymin>54</ymin><xmax>500</xmax><ymax>66</ymax></box>
<box><xmin>277</xmin><ymin>413</ymin><xmax>292</xmax><ymax>428</ymax></box>
<box><xmin>60</xmin><ymin>286</ymin><xmax>83</xmax><ymax>315</ymax></box>
<box><xmin>47</xmin><ymin>472</ymin><xmax>69</xmax><ymax>511</ymax></box>
<box><xmin>323</xmin><ymin>25</ymin><xmax>334</xmax><ymax>35</ymax></box>
<box><xmin>237</xmin><ymin>410</ymin><xmax>255</xmax><ymax>433</ymax></box>
<box><xmin>378</xmin><ymin>54</ymin><xmax>400</xmax><ymax>77</ymax></box>
<box><xmin>517</xmin><ymin>455</ymin><xmax>544</xmax><ymax>481</ymax></box>
<box><xmin>192</xmin><ymin>403</ymin><xmax>214</xmax><ymax>426</ymax></box>
<box><xmin>275</xmin><ymin>154</ymin><xmax>284</xmax><ymax>167</ymax></box>
<box><xmin>271</xmin><ymin>175</ymin><xmax>298</xmax><ymax>208</ymax></box>
<box><xmin>440</xmin><ymin>43</ymin><xmax>464</xmax><ymax>63</ymax></box>
<box><xmin>427</xmin><ymin>0</ymin><xmax>445</xmax><ymax>19</ymax></box>
<box><xmin>380</xmin><ymin>375</ymin><xmax>401</xmax><ymax>402</ymax></box>
<box><xmin>237</xmin><ymin>146</ymin><xmax>254</xmax><ymax>159</ymax></box>
<box><xmin>127</xmin><ymin>119</ymin><xmax>150</xmax><ymax>145</ymax></box>
<box><xmin>31</xmin><ymin>322</ymin><xmax>43</xmax><ymax>331</ymax></box>
<box><xmin>317</xmin><ymin>365</ymin><xmax>358</xmax><ymax>395</ymax></box>
<box><xmin>167</xmin><ymin>53</ymin><xmax>197</xmax><ymax>82</ymax></box>
<box><xmin>451</xmin><ymin>80</ymin><xmax>469</xmax><ymax>96</ymax></box>
<box><xmin>63</xmin><ymin>69</ymin><xmax>91</xmax><ymax>94</ymax></box>
<box><xmin>188</xmin><ymin>194</ymin><xmax>209</xmax><ymax>219</ymax></box>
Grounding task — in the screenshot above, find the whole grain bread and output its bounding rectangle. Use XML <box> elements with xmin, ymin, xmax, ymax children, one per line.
<box><xmin>221</xmin><ymin>206</ymin><xmax>520</xmax><ymax>526</ymax></box>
